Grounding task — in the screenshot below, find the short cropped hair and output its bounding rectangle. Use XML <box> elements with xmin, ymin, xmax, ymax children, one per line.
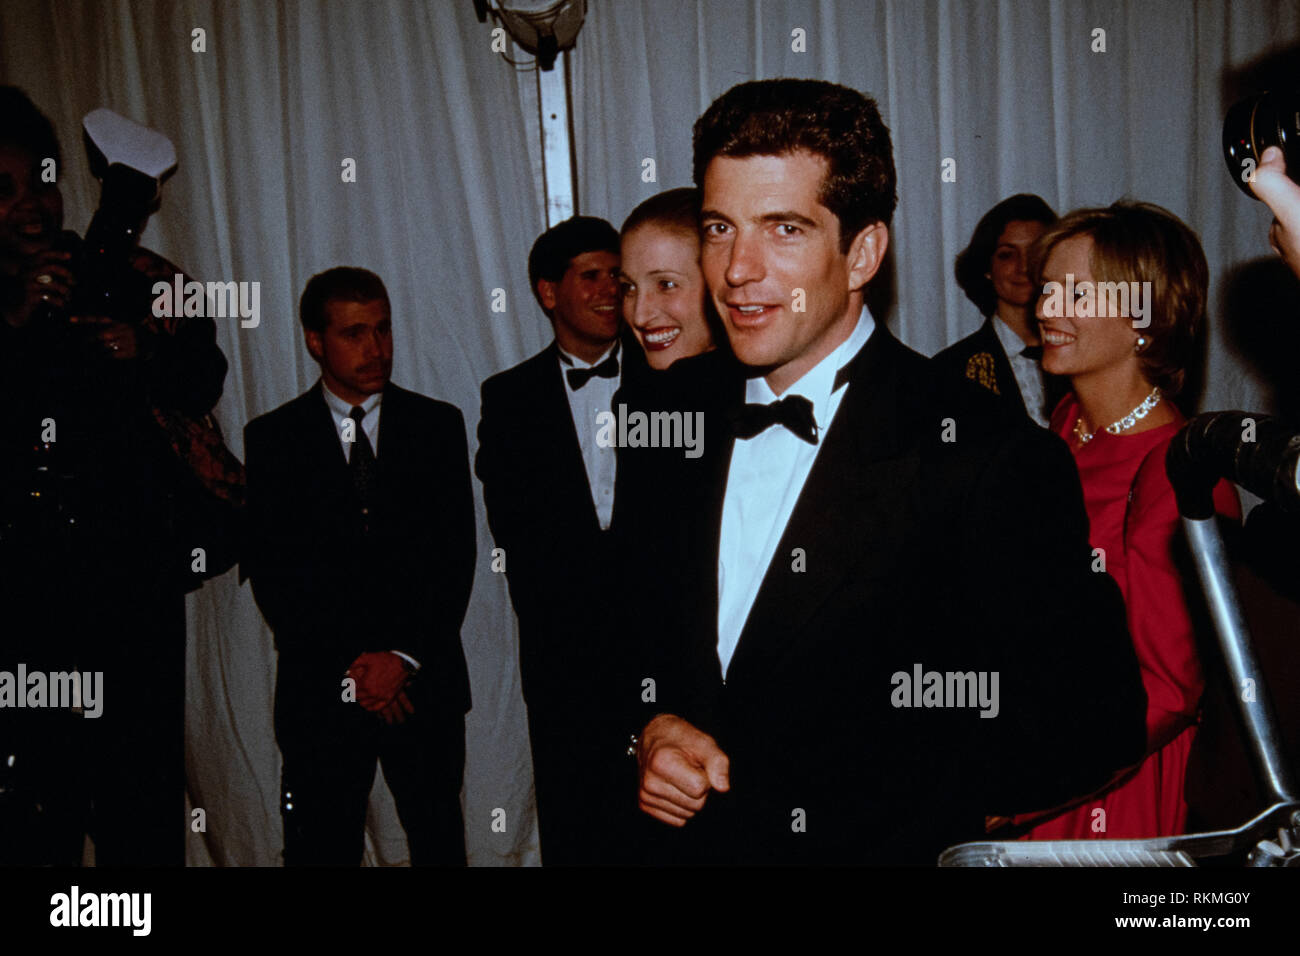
<box><xmin>692</xmin><ymin>78</ymin><xmax>897</xmax><ymax>250</ymax></box>
<box><xmin>528</xmin><ymin>216</ymin><xmax>620</xmax><ymax>315</ymax></box>
<box><xmin>620</xmin><ymin>187</ymin><xmax>701</xmax><ymax>241</ymax></box>
<box><xmin>0</xmin><ymin>86</ymin><xmax>61</xmax><ymax>167</ymax></box>
<box><xmin>299</xmin><ymin>267</ymin><xmax>390</xmax><ymax>334</ymax></box>
<box><xmin>1031</xmin><ymin>201</ymin><xmax>1207</xmax><ymax>396</ymax></box>
<box><xmin>955</xmin><ymin>193</ymin><xmax>1057</xmax><ymax>316</ymax></box>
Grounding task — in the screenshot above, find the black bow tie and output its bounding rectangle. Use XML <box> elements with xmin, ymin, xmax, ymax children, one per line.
<box><xmin>729</xmin><ymin>394</ymin><xmax>819</xmax><ymax>445</ymax></box>
<box><xmin>1020</xmin><ymin>345</ymin><xmax>1044</xmax><ymax>361</ymax></box>
<box><xmin>566</xmin><ymin>353</ymin><xmax>619</xmax><ymax>390</ymax></box>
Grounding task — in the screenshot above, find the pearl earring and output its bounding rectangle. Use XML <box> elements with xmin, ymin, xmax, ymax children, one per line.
<box><xmin>1135</xmin><ymin>336</ymin><xmax>1148</xmax><ymax>352</ymax></box>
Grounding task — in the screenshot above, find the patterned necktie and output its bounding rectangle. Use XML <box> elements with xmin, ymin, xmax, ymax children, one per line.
<box><xmin>729</xmin><ymin>394</ymin><xmax>819</xmax><ymax>445</ymax></box>
<box><xmin>348</xmin><ymin>405</ymin><xmax>378</xmax><ymax>512</ymax></box>
<box><xmin>566</xmin><ymin>353</ymin><xmax>619</xmax><ymax>390</ymax></box>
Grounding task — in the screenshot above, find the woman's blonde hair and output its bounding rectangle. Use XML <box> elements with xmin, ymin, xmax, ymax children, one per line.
<box><xmin>1032</xmin><ymin>201</ymin><xmax>1207</xmax><ymax>396</ymax></box>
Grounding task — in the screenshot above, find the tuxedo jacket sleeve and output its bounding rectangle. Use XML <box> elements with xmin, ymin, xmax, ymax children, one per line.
<box><xmin>243</xmin><ymin>405</ymin><xmax>328</xmax><ymax>645</ymax></box>
<box><xmin>476</xmin><ymin>360</ymin><xmax>558</xmax><ymax>636</ymax></box>
<box><xmin>474</xmin><ymin>350</ymin><xmax>607</xmax><ymax>635</ymax></box>
<box><xmin>376</xmin><ymin>391</ymin><xmax>476</xmax><ymax>694</ymax></box>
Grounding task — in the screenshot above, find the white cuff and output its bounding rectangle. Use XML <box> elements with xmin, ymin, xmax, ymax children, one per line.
<box><xmin>391</xmin><ymin>650</ymin><xmax>421</xmax><ymax>671</ymax></box>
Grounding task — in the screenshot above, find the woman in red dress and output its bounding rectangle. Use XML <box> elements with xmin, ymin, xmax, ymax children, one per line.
<box><xmin>1020</xmin><ymin>201</ymin><xmax>1240</xmax><ymax>840</ymax></box>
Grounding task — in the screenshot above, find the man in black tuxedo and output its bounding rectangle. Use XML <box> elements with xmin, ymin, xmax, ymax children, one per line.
<box><xmin>244</xmin><ymin>267</ymin><xmax>474</xmax><ymax>866</ymax></box>
<box><xmin>476</xmin><ymin>217</ymin><xmax>643</xmax><ymax>864</ymax></box>
<box><xmin>627</xmin><ymin>79</ymin><xmax>1148</xmax><ymax>864</ymax></box>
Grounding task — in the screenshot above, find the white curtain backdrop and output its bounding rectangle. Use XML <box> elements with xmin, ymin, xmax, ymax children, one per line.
<box><xmin>572</xmin><ymin>0</ymin><xmax>1300</xmax><ymax>410</ymax></box>
<box><xmin>1</xmin><ymin>0</ymin><xmax>1297</xmax><ymax>866</ymax></box>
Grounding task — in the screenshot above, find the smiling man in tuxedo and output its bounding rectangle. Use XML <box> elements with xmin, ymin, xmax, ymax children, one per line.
<box><xmin>244</xmin><ymin>267</ymin><xmax>474</xmax><ymax>866</ymax></box>
<box><xmin>627</xmin><ymin>80</ymin><xmax>1148</xmax><ymax>864</ymax></box>
<box><xmin>476</xmin><ymin>217</ymin><xmax>646</xmax><ymax>864</ymax></box>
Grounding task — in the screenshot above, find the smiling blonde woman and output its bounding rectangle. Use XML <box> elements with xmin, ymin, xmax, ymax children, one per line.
<box><xmin>1016</xmin><ymin>201</ymin><xmax>1242</xmax><ymax>840</ymax></box>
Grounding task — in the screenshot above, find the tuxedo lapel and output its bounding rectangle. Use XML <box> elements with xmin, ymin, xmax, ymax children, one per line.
<box><xmin>539</xmin><ymin>343</ymin><xmax>602</xmax><ymax>536</ymax></box>
<box><xmin>375</xmin><ymin>383</ymin><xmax>414</xmax><ymax>494</ymax></box>
<box><xmin>690</xmin><ymin>377</ymin><xmax>744</xmax><ymax>671</ymax></box>
<box><xmin>725</xmin><ymin>328</ymin><xmax>921</xmax><ymax>682</ymax></box>
<box><xmin>291</xmin><ymin>384</ymin><xmax>365</xmax><ymax>531</ymax></box>
<box><xmin>305</xmin><ymin>383</ymin><xmax>353</xmax><ymax>484</ymax></box>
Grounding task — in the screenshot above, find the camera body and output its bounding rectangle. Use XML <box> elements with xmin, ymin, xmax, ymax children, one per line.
<box><xmin>1223</xmin><ymin>90</ymin><xmax>1300</xmax><ymax>198</ymax></box>
<box><xmin>64</xmin><ymin>171</ymin><xmax>158</xmax><ymax>324</ymax></box>
<box><xmin>61</xmin><ymin>109</ymin><xmax>177</xmax><ymax>325</ymax></box>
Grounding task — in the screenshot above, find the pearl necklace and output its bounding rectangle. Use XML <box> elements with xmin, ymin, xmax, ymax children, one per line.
<box><xmin>1074</xmin><ymin>386</ymin><xmax>1163</xmax><ymax>444</ymax></box>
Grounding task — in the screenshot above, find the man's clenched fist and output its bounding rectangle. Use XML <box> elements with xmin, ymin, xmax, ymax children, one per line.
<box><xmin>636</xmin><ymin>713</ymin><xmax>730</xmax><ymax>826</ymax></box>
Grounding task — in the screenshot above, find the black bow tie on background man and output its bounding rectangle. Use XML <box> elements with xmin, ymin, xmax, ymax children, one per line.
<box><xmin>566</xmin><ymin>353</ymin><xmax>619</xmax><ymax>390</ymax></box>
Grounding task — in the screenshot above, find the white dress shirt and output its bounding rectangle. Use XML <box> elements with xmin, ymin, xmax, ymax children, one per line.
<box><xmin>320</xmin><ymin>380</ymin><xmax>381</xmax><ymax>462</ymax></box>
<box><xmin>320</xmin><ymin>380</ymin><xmax>419</xmax><ymax>671</ymax></box>
<box><xmin>716</xmin><ymin>307</ymin><xmax>876</xmax><ymax>677</ymax></box>
<box><xmin>557</xmin><ymin>341</ymin><xmax>620</xmax><ymax>531</ymax></box>
<box><xmin>992</xmin><ymin>316</ymin><xmax>1049</xmax><ymax>427</ymax></box>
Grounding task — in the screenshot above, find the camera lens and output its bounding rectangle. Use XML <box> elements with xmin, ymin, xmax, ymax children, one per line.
<box><xmin>1223</xmin><ymin>91</ymin><xmax>1300</xmax><ymax>198</ymax></box>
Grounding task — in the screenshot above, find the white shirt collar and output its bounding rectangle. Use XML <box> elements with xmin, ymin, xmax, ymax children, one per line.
<box><xmin>744</xmin><ymin>305</ymin><xmax>876</xmax><ymax>428</ymax></box>
<box><xmin>992</xmin><ymin>315</ymin><xmax>1031</xmax><ymax>361</ymax></box>
<box><xmin>320</xmin><ymin>379</ymin><xmax>382</xmax><ymax>418</ymax></box>
<box><xmin>556</xmin><ymin>339</ymin><xmax>619</xmax><ymax>370</ymax></box>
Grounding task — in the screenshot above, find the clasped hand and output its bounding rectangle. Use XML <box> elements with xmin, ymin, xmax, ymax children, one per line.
<box><xmin>346</xmin><ymin>651</ymin><xmax>414</xmax><ymax>725</ymax></box>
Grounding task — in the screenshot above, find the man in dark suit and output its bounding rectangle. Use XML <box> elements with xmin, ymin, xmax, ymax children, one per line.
<box><xmin>627</xmin><ymin>79</ymin><xmax>1148</xmax><ymax>864</ymax></box>
<box><xmin>244</xmin><ymin>267</ymin><xmax>474</xmax><ymax>866</ymax></box>
<box><xmin>476</xmin><ymin>217</ymin><xmax>644</xmax><ymax>864</ymax></box>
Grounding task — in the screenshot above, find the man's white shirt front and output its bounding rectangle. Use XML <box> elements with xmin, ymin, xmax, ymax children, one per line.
<box><xmin>716</xmin><ymin>308</ymin><xmax>875</xmax><ymax>677</ymax></box>
<box><xmin>321</xmin><ymin>380</ymin><xmax>381</xmax><ymax>462</ymax></box>
<box><xmin>557</xmin><ymin>342</ymin><xmax>620</xmax><ymax>531</ymax></box>
<box><xmin>992</xmin><ymin>315</ymin><xmax>1049</xmax><ymax>427</ymax></box>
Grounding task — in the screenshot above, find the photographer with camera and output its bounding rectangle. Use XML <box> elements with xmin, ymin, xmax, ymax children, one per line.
<box><xmin>0</xmin><ymin>86</ymin><xmax>233</xmax><ymax>865</ymax></box>
<box><xmin>1223</xmin><ymin>91</ymin><xmax>1300</xmax><ymax>278</ymax></box>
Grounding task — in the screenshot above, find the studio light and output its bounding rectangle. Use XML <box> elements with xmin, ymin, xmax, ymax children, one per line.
<box><xmin>473</xmin><ymin>0</ymin><xmax>587</xmax><ymax>71</ymax></box>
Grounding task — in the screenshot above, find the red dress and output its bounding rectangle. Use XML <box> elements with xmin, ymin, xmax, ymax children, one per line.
<box><xmin>1020</xmin><ymin>394</ymin><xmax>1241</xmax><ymax>840</ymax></box>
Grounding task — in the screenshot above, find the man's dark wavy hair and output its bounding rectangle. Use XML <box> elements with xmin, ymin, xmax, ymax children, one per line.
<box><xmin>300</xmin><ymin>266</ymin><xmax>389</xmax><ymax>333</ymax></box>
<box><xmin>528</xmin><ymin>215</ymin><xmax>619</xmax><ymax>317</ymax></box>
<box><xmin>692</xmin><ymin>78</ymin><xmax>897</xmax><ymax>251</ymax></box>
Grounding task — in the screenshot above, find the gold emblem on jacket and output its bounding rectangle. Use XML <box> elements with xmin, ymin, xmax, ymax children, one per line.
<box><xmin>965</xmin><ymin>352</ymin><xmax>1000</xmax><ymax>395</ymax></box>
